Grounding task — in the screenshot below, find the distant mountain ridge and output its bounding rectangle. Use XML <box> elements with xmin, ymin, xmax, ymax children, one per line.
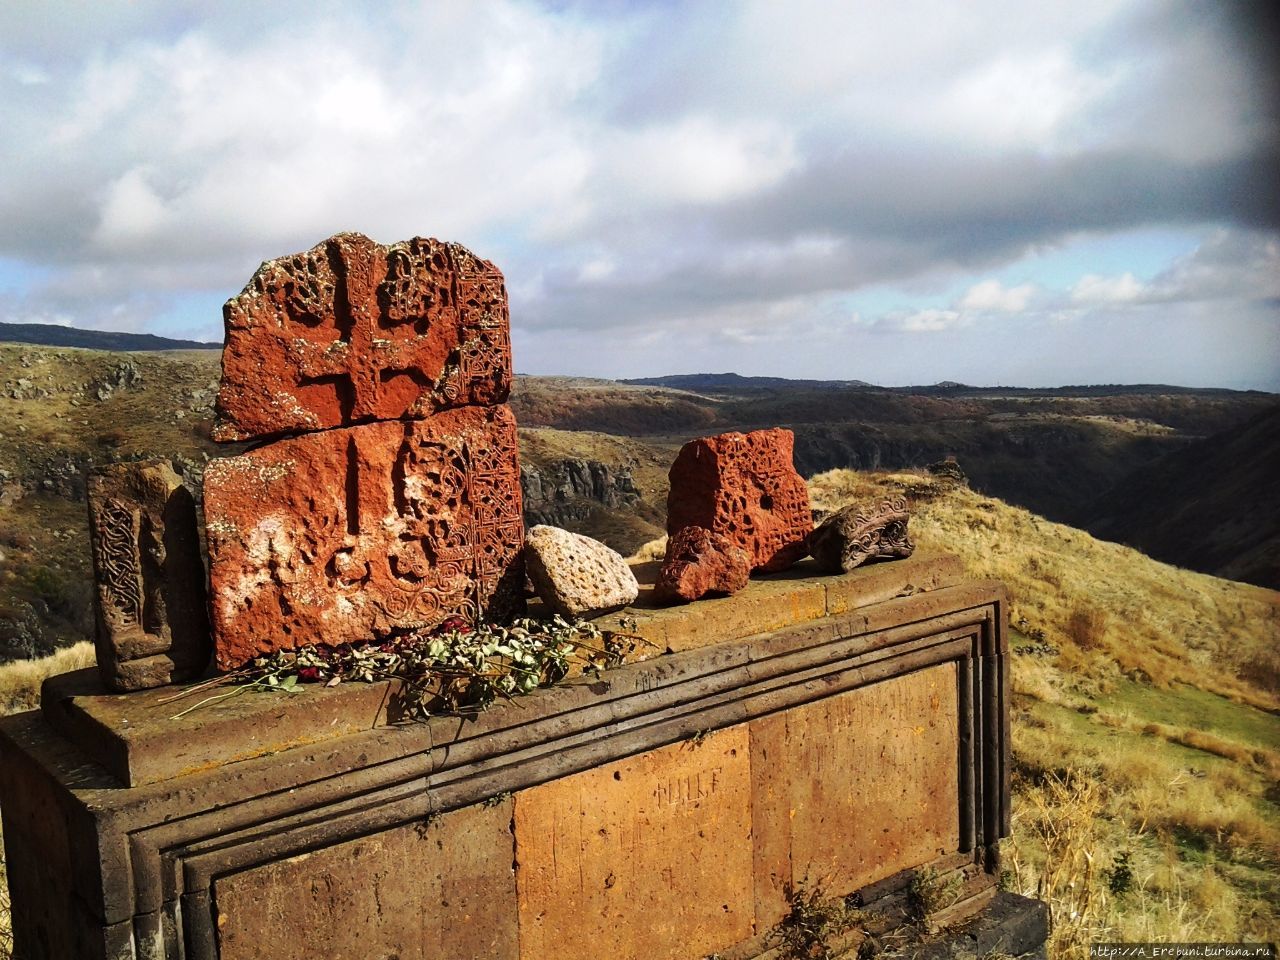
<box><xmin>620</xmin><ymin>371</ymin><xmax>1271</xmax><ymax>399</ymax></box>
<box><xmin>0</xmin><ymin>321</ymin><xmax>220</xmax><ymax>352</ymax></box>
<box><xmin>621</xmin><ymin>372</ymin><xmax>874</xmax><ymax>391</ymax></box>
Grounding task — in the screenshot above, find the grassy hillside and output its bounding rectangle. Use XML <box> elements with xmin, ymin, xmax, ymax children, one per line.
<box><xmin>806</xmin><ymin>469</ymin><xmax>1279</xmax><ymax>954</ymax></box>
<box><xmin>511</xmin><ymin>372</ymin><xmax>1277</xmax><ymax>540</ymax></box>
<box><xmin>0</xmin><ymin>345</ymin><xmax>228</xmax><ymax>661</ymax></box>
<box><xmin>0</xmin><ymin>321</ymin><xmax>219</xmax><ymax>351</ymax></box>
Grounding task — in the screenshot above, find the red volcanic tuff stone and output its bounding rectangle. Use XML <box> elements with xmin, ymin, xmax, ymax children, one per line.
<box><xmin>653</xmin><ymin>525</ymin><xmax>751</xmax><ymax>604</ymax></box>
<box><xmin>204</xmin><ymin>404</ymin><xmax>525</xmax><ymax>670</ymax></box>
<box><xmin>666</xmin><ymin>428</ymin><xmax>813</xmax><ymax>574</ymax></box>
<box><xmin>214</xmin><ymin>232</ymin><xmax>512</xmax><ymax>442</ymax></box>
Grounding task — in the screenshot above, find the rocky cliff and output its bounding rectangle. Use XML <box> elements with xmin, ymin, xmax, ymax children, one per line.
<box><xmin>521</xmin><ymin>458</ymin><xmax>642</xmax><ymax>528</ymax></box>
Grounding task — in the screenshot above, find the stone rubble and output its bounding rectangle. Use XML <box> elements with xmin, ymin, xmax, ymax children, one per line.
<box><xmin>653</xmin><ymin>525</ymin><xmax>751</xmax><ymax>604</ymax></box>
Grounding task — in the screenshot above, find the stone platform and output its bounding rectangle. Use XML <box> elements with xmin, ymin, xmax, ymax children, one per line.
<box><xmin>1</xmin><ymin>553</ymin><xmax>1014</xmax><ymax>960</ymax></box>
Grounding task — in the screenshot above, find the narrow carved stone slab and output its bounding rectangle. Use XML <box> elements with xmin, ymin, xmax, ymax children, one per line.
<box><xmin>514</xmin><ymin>727</ymin><xmax>754</xmax><ymax>960</ymax></box>
<box><xmin>86</xmin><ymin>460</ymin><xmax>210</xmax><ymax>691</ymax></box>
<box><xmin>216</xmin><ymin>799</ymin><xmax>518</xmax><ymax>960</ymax></box>
<box><xmin>204</xmin><ymin>404</ymin><xmax>524</xmax><ymax>669</ymax></box>
<box><xmin>214</xmin><ymin>232</ymin><xmax>512</xmax><ymax>441</ymax></box>
<box><xmin>667</xmin><ymin>428</ymin><xmax>813</xmax><ymax>573</ymax></box>
<box><xmin>751</xmin><ymin>663</ymin><xmax>961</xmax><ymax>926</ymax></box>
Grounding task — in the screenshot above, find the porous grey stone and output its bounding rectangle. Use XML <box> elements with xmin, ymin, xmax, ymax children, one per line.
<box><xmin>524</xmin><ymin>525</ymin><xmax>638</xmax><ymax>618</ymax></box>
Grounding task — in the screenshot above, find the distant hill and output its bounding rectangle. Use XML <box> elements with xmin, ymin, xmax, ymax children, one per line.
<box><xmin>620</xmin><ymin>372</ymin><xmax>874</xmax><ymax>392</ymax></box>
<box><xmin>0</xmin><ymin>321</ymin><xmax>219</xmax><ymax>352</ymax></box>
<box><xmin>619</xmin><ymin>371</ymin><xmax>1278</xmax><ymax>400</ymax></box>
<box><xmin>1082</xmin><ymin>403</ymin><xmax>1280</xmax><ymax>589</ymax></box>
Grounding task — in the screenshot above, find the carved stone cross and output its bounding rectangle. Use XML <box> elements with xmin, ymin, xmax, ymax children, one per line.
<box><xmin>214</xmin><ymin>233</ymin><xmax>512</xmax><ymax>441</ymax></box>
<box><xmin>205</xmin><ymin>406</ymin><xmax>525</xmax><ymax>669</ymax></box>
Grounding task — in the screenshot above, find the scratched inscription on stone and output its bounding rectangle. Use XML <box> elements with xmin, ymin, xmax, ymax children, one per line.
<box><xmin>514</xmin><ymin>727</ymin><xmax>753</xmax><ymax>960</ymax></box>
<box><xmin>751</xmin><ymin>663</ymin><xmax>960</xmax><ymax>924</ymax></box>
<box><xmin>204</xmin><ymin>404</ymin><xmax>525</xmax><ymax>669</ymax></box>
<box><xmin>214</xmin><ymin>232</ymin><xmax>512</xmax><ymax>441</ymax></box>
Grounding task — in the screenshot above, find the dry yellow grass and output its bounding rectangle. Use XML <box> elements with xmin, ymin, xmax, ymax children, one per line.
<box><xmin>808</xmin><ymin>469</ymin><xmax>1279</xmax><ymax>707</ymax></box>
<box><xmin>0</xmin><ymin>641</ymin><xmax>94</xmax><ymax>717</ymax></box>
<box><xmin>809</xmin><ymin>469</ymin><xmax>1280</xmax><ymax>955</ymax></box>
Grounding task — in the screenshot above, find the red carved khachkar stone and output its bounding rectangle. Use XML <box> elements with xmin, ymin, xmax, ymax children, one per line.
<box><xmin>87</xmin><ymin>460</ymin><xmax>211</xmax><ymax>690</ymax></box>
<box><xmin>214</xmin><ymin>232</ymin><xmax>512</xmax><ymax>442</ymax></box>
<box><xmin>204</xmin><ymin>405</ymin><xmax>524</xmax><ymax>669</ymax></box>
<box><xmin>667</xmin><ymin>428</ymin><xmax>813</xmax><ymax>573</ymax></box>
<box><xmin>654</xmin><ymin>525</ymin><xmax>751</xmax><ymax>604</ymax></box>
<box><xmin>809</xmin><ymin>497</ymin><xmax>915</xmax><ymax>574</ymax></box>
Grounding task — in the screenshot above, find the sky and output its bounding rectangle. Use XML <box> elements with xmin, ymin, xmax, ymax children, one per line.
<box><xmin>1</xmin><ymin>1</ymin><xmax>1277</xmax><ymax>389</ymax></box>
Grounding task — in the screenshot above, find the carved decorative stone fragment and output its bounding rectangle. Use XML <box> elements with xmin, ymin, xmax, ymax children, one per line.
<box><xmin>666</xmin><ymin>428</ymin><xmax>813</xmax><ymax>573</ymax></box>
<box><xmin>808</xmin><ymin>496</ymin><xmax>915</xmax><ymax>574</ymax></box>
<box><xmin>653</xmin><ymin>525</ymin><xmax>751</xmax><ymax>604</ymax></box>
<box><xmin>204</xmin><ymin>405</ymin><xmax>525</xmax><ymax>669</ymax></box>
<box><xmin>214</xmin><ymin>232</ymin><xmax>512</xmax><ymax>441</ymax></box>
<box><xmin>87</xmin><ymin>460</ymin><xmax>211</xmax><ymax>691</ymax></box>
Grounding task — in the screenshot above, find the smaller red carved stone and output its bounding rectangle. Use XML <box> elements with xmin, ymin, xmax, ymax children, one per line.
<box><xmin>653</xmin><ymin>525</ymin><xmax>751</xmax><ymax>604</ymax></box>
<box><xmin>666</xmin><ymin>428</ymin><xmax>813</xmax><ymax>574</ymax></box>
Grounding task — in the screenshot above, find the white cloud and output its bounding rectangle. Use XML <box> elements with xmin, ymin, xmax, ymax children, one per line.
<box><xmin>959</xmin><ymin>279</ymin><xmax>1037</xmax><ymax>312</ymax></box>
<box><xmin>0</xmin><ymin>1</ymin><xmax>1274</xmax><ymax>388</ymax></box>
<box><xmin>937</xmin><ymin>49</ymin><xmax>1127</xmax><ymax>153</ymax></box>
<box><xmin>719</xmin><ymin>234</ymin><xmax>845</xmax><ymax>276</ymax></box>
<box><xmin>577</xmin><ymin>259</ymin><xmax>617</xmax><ymax>283</ymax></box>
<box><xmin>888</xmin><ymin>308</ymin><xmax>965</xmax><ymax>333</ymax></box>
<box><xmin>1149</xmin><ymin>229</ymin><xmax>1280</xmax><ymax>302</ymax></box>
<box><xmin>1071</xmin><ymin>272</ymin><xmax>1146</xmax><ymax>304</ymax></box>
<box><xmin>5</xmin><ymin>60</ymin><xmax>49</xmax><ymax>86</ymax></box>
<box><xmin>93</xmin><ymin>168</ymin><xmax>171</xmax><ymax>249</ymax></box>
<box><xmin>602</xmin><ymin>116</ymin><xmax>797</xmax><ymax>206</ymax></box>
<box><xmin>1068</xmin><ymin>229</ymin><xmax>1280</xmax><ymax>308</ymax></box>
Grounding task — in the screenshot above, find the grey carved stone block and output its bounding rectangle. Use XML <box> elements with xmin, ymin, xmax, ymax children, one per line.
<box><xmin>809</xmin><ymin>496</ymin><xmax>915</xmax><ymax>574</ymax></box>
<box><xmin>87</xmin><ymin>459</ymin><xmax>211</xmax><ymax>691</ymax></box>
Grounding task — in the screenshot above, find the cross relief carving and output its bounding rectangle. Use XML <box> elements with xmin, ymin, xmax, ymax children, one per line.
<box><xmin>215</xmin><ymin>233</ymin><xmax>512</xmax><ymax>441</ymax></box>
<box><xmin>206</xmin><ymin>232</ymin><xmax>523</xmax><ymax>667</ymax></box>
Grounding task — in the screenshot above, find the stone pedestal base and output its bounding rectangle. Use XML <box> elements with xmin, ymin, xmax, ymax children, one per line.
<box><xmin>1</xmin><ymin>554</ymin><xmax>1013</xmax><ymax>960</ymax></box>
